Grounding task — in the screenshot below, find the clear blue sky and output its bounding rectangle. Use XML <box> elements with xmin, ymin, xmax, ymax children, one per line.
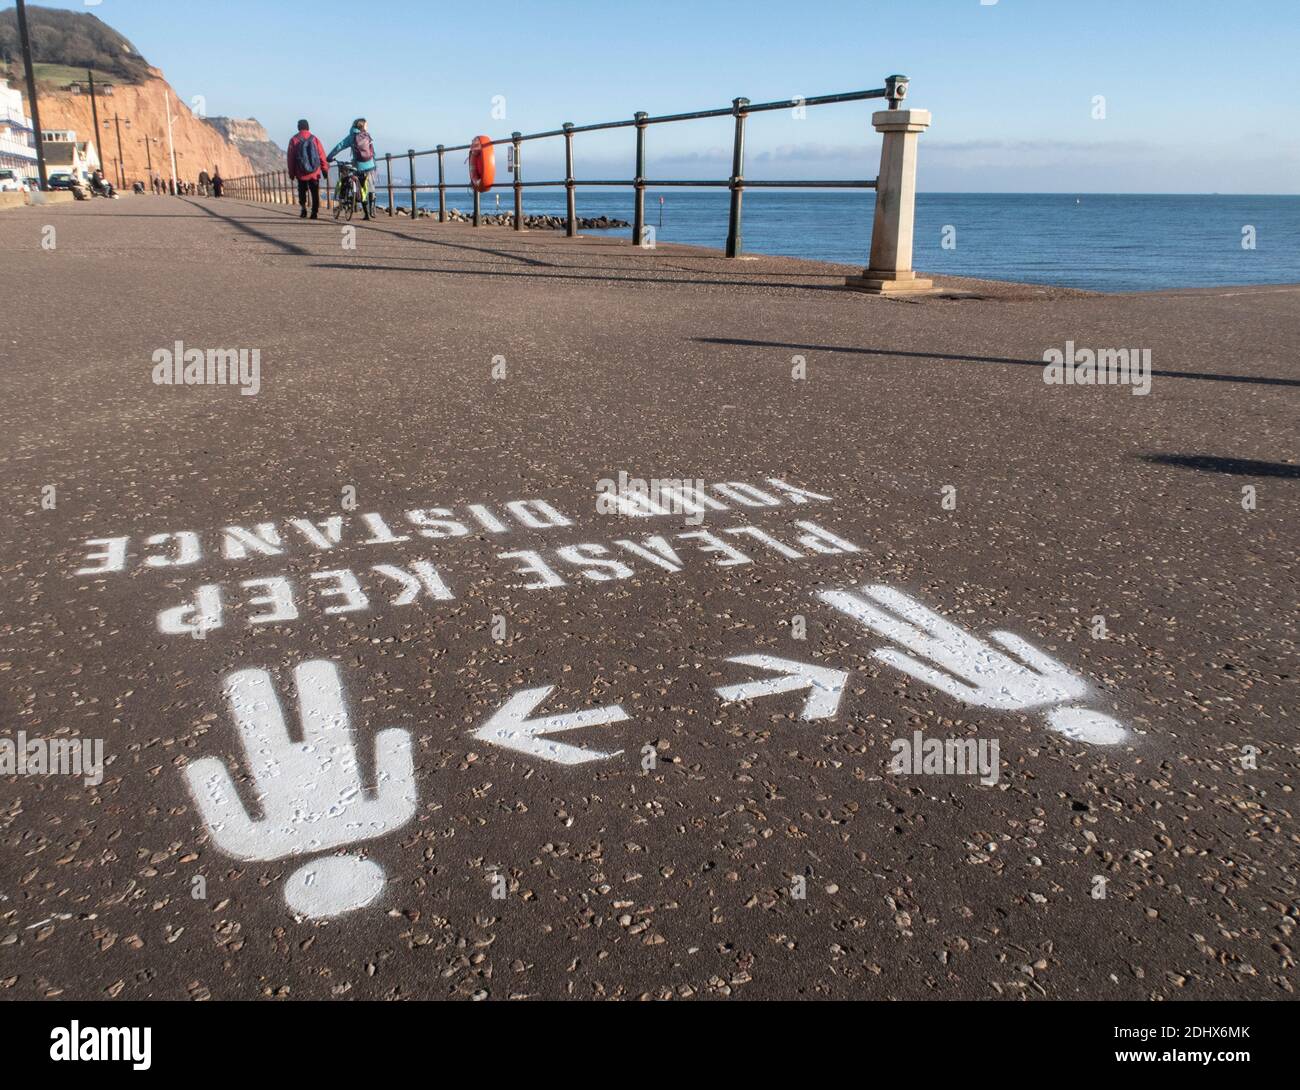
<box><xmin>13</xmin><ymin>0</ymin><xmax>1300</xmax><ymax>192</ymax></box>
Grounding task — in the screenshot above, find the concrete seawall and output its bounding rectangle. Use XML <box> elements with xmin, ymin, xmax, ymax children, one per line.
<box><xmin>0</xmin><ymin>189</ymin><xmax>77</xmax><ymax>210</ymax></box>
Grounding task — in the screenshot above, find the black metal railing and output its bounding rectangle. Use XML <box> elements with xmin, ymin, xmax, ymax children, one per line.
<box><xmin>224</xmin><ymin>75</ymin><xmax>909</xmax><ymax>257</ymax></box>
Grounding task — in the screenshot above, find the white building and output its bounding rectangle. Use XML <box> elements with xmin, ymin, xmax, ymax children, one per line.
<box><xmin>42</xmin><ymin>129</ymin><xmax>101</xmax><ymax>183</ymax></box>
<box><xmin>0</xmin><ymin>79</ymin><xmax>39</xmax><ymax>183</ymax></box>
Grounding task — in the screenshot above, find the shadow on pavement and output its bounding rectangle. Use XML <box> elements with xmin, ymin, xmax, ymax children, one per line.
<box><xmin>247</xmin><ymin>201</ymin><xmax>850</xmax><ymax>279</ymax></box>
<box><xmin>252</xmin><ymin>200</ymin><xmax>555</xmax><ymax>267</ymax></box>
<box><xmin>1141</xmin><ymin>454</ymin><xmax>1300</xmax><ymax>478</ymax></box>
<box><xmin>182</xmin><ymin>198</ymin><xmax>314</xmax><ymax>256</ymax></box>
<box><xmin>693</xmin><ymin>337</ymin><xmax>1300</xmax><ymax>389</ymax></box>
<box><xmin>310</xmin><ymin>262</ymin><xmax>845</xmax><ymax>292</ymax></box>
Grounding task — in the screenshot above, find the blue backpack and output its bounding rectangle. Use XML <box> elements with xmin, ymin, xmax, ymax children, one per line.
<box><xmin>296</xmin><ymin>135</ymin><xmax>321</xmax><ymax>176</ymax></box>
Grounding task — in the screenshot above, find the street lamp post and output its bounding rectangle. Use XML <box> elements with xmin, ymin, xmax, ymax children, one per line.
<box><xmin>15</xmin><ymin>0</ymin><xmax>49</xmax><ymax>189</ymax></box>
<box><xmin>103</xmin><ymin>113</ymin><xmax>130</xmax><ymax>189</ymax></box>
<box><xmin>86</xmin><ymin>70</ymin><xmax>104</xmax><ymax>179</ymax></box>
<box><xmin>164</xmin><ymin>92</ymin><xmax>178</xmax><ymax>195</ymax></box>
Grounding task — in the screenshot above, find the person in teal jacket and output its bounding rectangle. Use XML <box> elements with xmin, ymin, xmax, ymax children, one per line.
<box><xmin>327</xmin><ymin>118</ymin><xmax>377</xmax><ymax>219</ymax></box>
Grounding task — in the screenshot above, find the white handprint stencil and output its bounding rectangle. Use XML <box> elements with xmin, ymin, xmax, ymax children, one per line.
<box><xmin>819</xmin><ymin>585</ymin><xmax>1127</xmax><ymax>745</ymax></box>
<box><xmin>184</xmin><ymin>660</ymin><xmax>417</xmax><ymax>918</ymax></box>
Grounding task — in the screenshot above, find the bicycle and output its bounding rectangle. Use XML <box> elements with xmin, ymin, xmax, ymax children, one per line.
<box><xmin>331</xmin><ymin>162</ymin><xmax>377</xmax><ymax>222</ymax></box>
<box><xmin>332</xmin><ymin>162</ymin><xmax>359</xmax><ymax>221</ymax></box>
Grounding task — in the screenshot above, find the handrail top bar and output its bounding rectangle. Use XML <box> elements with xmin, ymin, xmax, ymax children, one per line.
<box><xmin>391</xmin><ymin>86</ymin><xmax>892</xmax><ymax>160</ymax></box>
<box><xmin>370</xmin><ymin>178</ymin><xmax>877</xmax><ymax>189</ymax></box>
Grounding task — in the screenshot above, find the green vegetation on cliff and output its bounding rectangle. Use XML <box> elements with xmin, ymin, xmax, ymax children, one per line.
<box><xmin>0</xmin><ymin>5</ymin><xmax>151</xmax><ymax>84</ymax></box>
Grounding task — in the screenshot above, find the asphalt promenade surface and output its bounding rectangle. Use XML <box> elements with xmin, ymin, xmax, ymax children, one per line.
<box><xmin>0</xmin><ymin>196</ymin><xmax>1295</xmax><ymax>1000</ymax></box>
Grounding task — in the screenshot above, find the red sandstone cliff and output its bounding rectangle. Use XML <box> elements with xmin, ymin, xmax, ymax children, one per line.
<box><xmin>24</xmin><ymin>67</ymin><xmax>256</xmax><ymax>186</ymax></box>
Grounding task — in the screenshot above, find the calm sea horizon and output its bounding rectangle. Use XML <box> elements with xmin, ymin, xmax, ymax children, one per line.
<box><xmin>390</xmin><ymin>189</ymin><xmax>1300</xmax><ymax>292</ymax></box>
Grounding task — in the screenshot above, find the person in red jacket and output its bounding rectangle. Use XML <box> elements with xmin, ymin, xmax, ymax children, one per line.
<box><xmin>287</xmin><ymin>119</ymin><xmax>329</xmax><ymax>220</ymax></box>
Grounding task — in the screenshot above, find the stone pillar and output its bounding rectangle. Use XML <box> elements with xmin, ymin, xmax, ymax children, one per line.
<box><xmin>846</xmin><ymin>108</ymin><xmax>933</xmax><ymax>295</ymax></box>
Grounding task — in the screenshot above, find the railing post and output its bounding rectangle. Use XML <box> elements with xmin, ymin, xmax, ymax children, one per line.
<box><xmin>563</xmin><ymin>123</ymin><xmax>576</xmax><ymax>237</ymax></box>
<box><xmin>473</xmin><ymin>185</ymin><xmax>481</xmax><ymax>227</ymax></box>
<box><xmin>725</xmin><ymin>97</ymin><xmax>748</xmax><ymax>257</ymax></box>
<box><xmin>408</xmin><ymin>149</ymin><xmax>417</xmax><ymax>218</ymax></box>
<box><xmin>632</xmin><ymin>111</ymin><xmax>648</xmax><ymax>247</ymax></box>
<box><xmin>845</xmin><ymin>76</ymin><xmax>934</xmax><ymax>295</ymax></box>
<box><xmin>436</xmin><ymin>145</ymin><xmax>446</xmax><ymax>222</ymax></box>
<box><xmin>385</xmin><ymin>153</ymin><xmax>394</xmax><ymax>215</ymax></box>
<box><xmin>511</xmin><ymin>131</ymin><xmax>523</xmax><ymax>231</ymax></box>
<box><xmin>324</xmin><ymin>164</ymin><xmax>332</xmax><ymax>210</ymax></box>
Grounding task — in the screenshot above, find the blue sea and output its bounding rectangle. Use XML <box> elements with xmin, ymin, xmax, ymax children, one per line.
<box><xmin>391</xmin><ymin>189</ymin><xmax>1300</xmax><ymax>292</ymax></box>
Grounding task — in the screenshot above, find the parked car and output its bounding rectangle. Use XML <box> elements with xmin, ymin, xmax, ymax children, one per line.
<box><xmin>0</xmin><ymin>168</ymin><xmax>24</xmax><ymax>192</ymax></box>
<box><xmin>46</xmin><ymin>172</ymin><xmax>77</xmax><ymax>190</ymax></box>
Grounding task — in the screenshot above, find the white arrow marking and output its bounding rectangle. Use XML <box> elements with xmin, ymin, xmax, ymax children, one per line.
<box><xmin>716</xmin><ymin>654</ymin><xmax>848</xmax><ymax>720</ymax></box>
<box><xmin>472</xmin><ymin>685</ymin><xmax>628</xmax><ymax>765</ymax></box>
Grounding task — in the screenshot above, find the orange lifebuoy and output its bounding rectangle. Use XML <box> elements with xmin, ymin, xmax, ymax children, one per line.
<box><xmin>469</xmin><ymin>136</ymin><xmax>496</xmax><ymax>192</ymax></box>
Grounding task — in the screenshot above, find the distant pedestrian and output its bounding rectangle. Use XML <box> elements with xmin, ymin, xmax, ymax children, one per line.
<box><xmin>288</xmin><ymin>119</ymin><xmax>329</xmax><ymax>220</ymax></box>
<box><xmin>212</xmin><ymin>169</ymin><xmax>224</xmax><ymax>198</ymax></box>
